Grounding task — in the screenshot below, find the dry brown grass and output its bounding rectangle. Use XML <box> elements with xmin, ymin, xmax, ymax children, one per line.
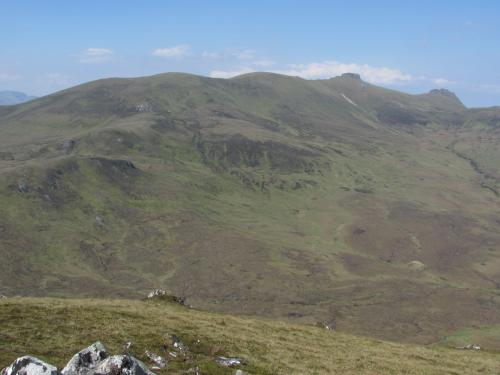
<box><xmin>0</xmin><ymin>297</ymin><xmax>499</xmax><ymax>374</ymax></box>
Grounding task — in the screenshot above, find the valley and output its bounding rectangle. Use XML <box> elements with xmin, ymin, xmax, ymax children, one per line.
<box><xmin>2</xmin><ymin>72</ymin><xmax>500</xmax><ymax>348</ymax></box>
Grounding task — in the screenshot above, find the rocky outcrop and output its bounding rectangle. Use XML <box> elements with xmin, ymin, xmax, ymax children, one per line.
<box><xmin>2</xmin><ymin>343</ymin><xmax>155</xmax><ymax>375</ymax></box>
<box><xmin>92</xmin><ymin>355</ymin><xmax>154</xmax><ymax>375</ymax></box>
<box><xmin>146</xmin><ymin>289</ymin><xmax>166</xmax><ymax>299</ymax></box>
<box><xmin>1</xmin><ymin>356</ymin><xmax>58</xmax><ymax>375</ymax></box>
<box><xmin>61</xmin><ymin>342</ymin><xmax>108</xmax><ymax>375</ymax></box>
<box><xmin>2</xmin><ymin>338</ymin><xmax>249</xmax><ymax>375</ymax></box>
<box><xmin>146</xmin><ymin>290</ymin><xmax>186</xmax><ymax>305</ymax></box>
<box><xmin>341</xmin><ymin>72</ymin><xmax>362</xmax><ymax>80</ymax></box>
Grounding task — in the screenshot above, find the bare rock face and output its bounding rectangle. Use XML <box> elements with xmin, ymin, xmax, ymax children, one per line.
<box><xmin>341</xmin><ymin>72</ymin><xmax>362</xmax><ymax>80</ymax></box>
<box><xmin>1</xmin><ymin>356</ymin><xmax>58</xmax><ymax>375</ymax></box>
<box><xmin>61</xmin><ymin>342</ymin><xmax>108</xmax><ymax>375</ymax></box>
<box><xmin>91</xmin><ymin>355</ymin><xmax>154</xmax><ymax>375</ymax></box>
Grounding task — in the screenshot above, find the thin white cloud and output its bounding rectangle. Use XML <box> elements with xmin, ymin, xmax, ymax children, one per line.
<box><xmin>79</xmin><ymin>48</ymin><xmax>114</xmax><ymax>63</ymax></box>
<box><xmin>201</xmin><ymin>51</ymin><xmax>222</xmax><ymax>59</ymax></box>
<box><xmin>0</xmin><ymin>73</ymin><xmax>22</xmax><ymax>81</ymax></box>
<box><xmin>210</xmin><ymin>67</ymin><xmax>256</xmax><ymax>79</ymax></box>
<box><xmin>85</xmin><ymin>48</ymin><xmax>114</xmax><ymax>57</ymax></box>
<box><xmin>202</xmin><ymin>48</ymin><xmax>259</xmax><ymax>61</ymax></box>
<box><xmin>210</xmin><ymin>60</ymin><xmax>413</xmax><ymax>84</ymax></box>
<box><xmin>433</xmin><ymin>78</ymin><xmax>454</xmax><ymax>86</ymax></box>
<box><xmin>231</xmin><ymin>49</ymin><xmax>255</xmax><ymax>60</ymax></box>
<box><xmin>152</xmin><ymin>44</ymin><xmax>190</xmax><ymax>58</ymax></box>
<box><xmin>275</xmin><ymin>61</ymin><xmax>413</xmax><ymax>84</ymax></box>
<box><xmin>37</xmin><ymin>73</ymin><xmax>70</xmax><ymax>87</ymax></box>
<box><xmin>252</xmin><ymin>59</ymin><xmax>275</xmax><ymax>67</ymax></box>
<box><xmin>477</xmin><ymin>84</ymin><xmax>500</xmax><ymax>94</ymax></box>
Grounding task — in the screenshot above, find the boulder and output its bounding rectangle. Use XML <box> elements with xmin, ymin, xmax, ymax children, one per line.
<box><xmin>1</xmin><ymin>356</ymin><xmax>58</xmax><ymax>375</ymax></box>
<box><xmin>61</xmin><ymin>342</ymin><xmax>108</xmax><ymax>375</ymax></box>
<box><xmin>91</xmin><ymin>355</ymin><xmax>155</xmax><ymax>375</ymax></box>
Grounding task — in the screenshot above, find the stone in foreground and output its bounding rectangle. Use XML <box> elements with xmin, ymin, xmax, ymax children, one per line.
<box><xmin>1</xmin><ymin>356</ymin><xmax>58</xmax><ymax>375</ymax></box>
<box><xmin>92</xmin><ymin>355</ymin><xmax>155</xmax><ymax>375</ymax></box>
<box><xmin>61</xmin><ymin>342</ymin><xmax>108</xmax><ymax>375</ymax></box>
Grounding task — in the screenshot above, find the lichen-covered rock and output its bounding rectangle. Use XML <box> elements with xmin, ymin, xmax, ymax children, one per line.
<box><xmin>1</xmin><ymin>356</ymin><xmax>58</xmax><ymax>375</ymax></box>
<box><xmin>91</xmin><ymin>355</ymin><xmax>155</xmax><ymax>375</ymax></box>
<box><xmin>61</xmin><ymin>342</ymin><xmax>108</xmax><ymax>375</ymax></box>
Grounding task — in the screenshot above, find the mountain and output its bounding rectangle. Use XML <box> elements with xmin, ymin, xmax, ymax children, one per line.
<box><xmin>2</xmin><ymin>72</ymin><xmax>500</xmax><ymax>348</ymax></box>
<box><xmin>0</xmin><ymin>90</ymin><xmax>36</xmax><ymax>105</ymax></box>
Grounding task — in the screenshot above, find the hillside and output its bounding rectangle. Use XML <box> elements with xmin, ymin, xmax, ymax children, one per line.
<box><xmin>2</xmin><ymin>72</ymin><xmax>500</xmax><ymax>347</ymax></box>
<box><xmin>1</xmin><ymin>297</ymin><xmax>499</xmax><ymax>375</ymax></box>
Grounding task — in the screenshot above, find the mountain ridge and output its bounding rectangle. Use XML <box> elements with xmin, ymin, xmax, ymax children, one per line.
<box><xmin>2</xmin><ymin>71</ymin><xmax>500</xmax><ymax>348</ymax></box>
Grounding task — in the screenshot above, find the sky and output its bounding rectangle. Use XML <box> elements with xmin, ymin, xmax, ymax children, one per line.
<box><xmin>1</xmin><ymin>1</ymin><xmax>500</xmax><ymax>107</ymax></box>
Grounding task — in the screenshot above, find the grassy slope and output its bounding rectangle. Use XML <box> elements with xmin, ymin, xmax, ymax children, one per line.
<box><xmin>1</xmin><ymin>297</ymin><xmax>499</xmax><ymax>375</ymax></box>
<box><xmin>2</xmin><ymin>73</ymin><xmax>500</xmax><ymax>347</ymax></box>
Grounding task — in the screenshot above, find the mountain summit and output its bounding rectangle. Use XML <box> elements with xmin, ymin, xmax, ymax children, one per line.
<box><xmin>340</xmin><ymin>72</ymin><xmax>362</xmax><ymax>80</ymax></box>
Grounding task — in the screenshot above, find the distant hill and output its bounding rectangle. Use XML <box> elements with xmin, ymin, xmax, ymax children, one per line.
<box><xmin>2</xmin><ymin>71</ymin><xmax>500</xmax><ymax>349</ymax></box>
<box><xmin>0</xmin><ymin>90</ymin><xmax>36</xmax><ymax>105</ymax></box>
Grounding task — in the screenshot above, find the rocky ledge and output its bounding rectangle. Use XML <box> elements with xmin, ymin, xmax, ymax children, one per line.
<box><xmin>1</xmin><ymin>340</ymin><xmax>247</xmax><ymax>375</ymax></box>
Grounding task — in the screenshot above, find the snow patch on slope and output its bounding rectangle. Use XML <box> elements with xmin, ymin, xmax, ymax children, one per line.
<box><xmin>341</xmin><ymin>93</ymin><xmax>358</xmax><ymax>107</ymax></box>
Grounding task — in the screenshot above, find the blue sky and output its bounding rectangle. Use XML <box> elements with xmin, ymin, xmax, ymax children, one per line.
<box><xmin>1</xmin><ymin>1</ymin><xmax>499</xmax><ymax>107</ymax></box>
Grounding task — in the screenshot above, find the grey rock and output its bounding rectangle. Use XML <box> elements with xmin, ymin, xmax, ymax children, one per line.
<box><xmin>1</xmin><ymin>356</ymin><xmax>58</xmax><ymax>375</ymax></box>
<box><xmin>144</xmin><ymin>351</ymin><xmax>166</xmax><ymax>369</ymax></box>
<box><xmin>61</xmin><ymin>342</ymin><xmax>108</xmax><ymax>375</ymax></box>
<box><xmin>169</xmin><ymin>335</ymin><xmax>187</xmax><ymax>352</ymax></box>
<box><xmin>461</xmin><ymin>344</ymin><xmax>481</xmax><ymax>350</ymax></box>
<box><xmin>17</xmin><ymin>181</ymin><xmax>30</xmax><ymax>193</ymax></box>
<box><xmin>91</xmin><ymin>355</ymin><xmax>154</xmax><ymax>375</ymax></box>
<box><xmin>215</xmin><ymin>356</ymin><xmax>244</xmax><ymax>368</ymax></box>
<box><xmin>147</xmin><ymin>289</ymin><xmax>166</xmax><ymax>299</ymax></box>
